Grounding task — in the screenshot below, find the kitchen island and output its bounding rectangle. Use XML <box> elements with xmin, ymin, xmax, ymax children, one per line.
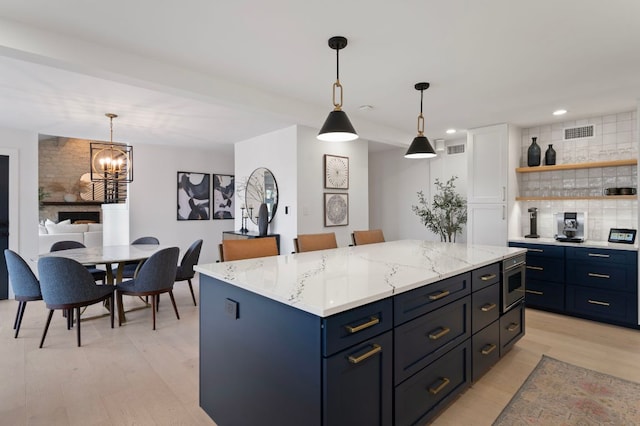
<box><xmin>195</xmin><ymin>240</ymin><xmax>526</xmax><ymax>426</ymax></box>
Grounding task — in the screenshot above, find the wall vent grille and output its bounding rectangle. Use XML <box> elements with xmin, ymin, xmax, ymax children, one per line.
<box><xmin>447</xmin><ymin>144</ymin><xmax>465</xmax><ymax>155</ymax></box>
<box><xmin>563</xmin><ymin>125</ymin><xmax>594</xmax><ymax>140</ymax></box>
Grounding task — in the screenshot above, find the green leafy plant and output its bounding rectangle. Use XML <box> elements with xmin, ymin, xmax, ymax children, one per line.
<box><xmin>38</xmin><ymin>186</ymin><xmax>50</xmax><ymax>210</ymax></box>
<box><xmin>412</xmin><ymin>176</ymin><xmax>467</xmax><ymax>242</ymax></box>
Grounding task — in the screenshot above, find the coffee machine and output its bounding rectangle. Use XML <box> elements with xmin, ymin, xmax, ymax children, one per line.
<box><xmin>554</xmin><ymin>212</ymin><xmax>586</xmax><ymax>242</ymax></box>
<box><xmin>525</xmin><ymin>207</ymin><xmax>540</xmax><ymax>238</ymax></box>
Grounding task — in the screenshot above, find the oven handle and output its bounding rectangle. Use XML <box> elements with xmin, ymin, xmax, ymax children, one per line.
<box><xmin>504</xmin><ymin>260</ymin><xmax>526</xmax><ymax>272</ymax></box>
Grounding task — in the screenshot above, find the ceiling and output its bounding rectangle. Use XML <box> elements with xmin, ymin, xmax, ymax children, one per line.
<box><xmin>0</xmin><ymin>0</ymin><xmax>639</xmax><ymax>153</ymax></box>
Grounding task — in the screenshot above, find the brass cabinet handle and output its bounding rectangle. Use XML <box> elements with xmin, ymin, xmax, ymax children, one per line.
<box><xmin>480</xmin><ymin>273</ymin><xmax>497</xmax><ymax>281</ymax></box>
<box><xmin>481</xmin><ymin>343</ymin><xmax>497</xmax><ymax>355</ymax></box>
<box><xmin>481</xmin><ymin>303</ymin><xmax>497</xmax><ymax>312</ymax></box>
<box><xmin>526</xmin><ymin>265</ymin><xmax>544</xmax><ymax>271</ymax></box>
<box><xmin>528</xmin><ymin>248</ymin><xmax>544</xmax><ymax>252</ymax></box>
<box><xmin>428</xmin><ymin>290</ymin><xmax>450</xmax><ymax>301</ymax></box>
<box><xmin>507</xmin><ymin>322</ymin><xmax>519</xmax><ymax>332</ymax></box>
<box><xmin>588</xmin><ymin>272</ymin><xmax>610</xmax><ymax>279</ymax></box>
<box><xmin>428</xmin><ymin>377</ymin><xmax>451</xmax><ymax>395</ymax></box>
<box><xmin>428</xmin><ymin>327</ymin><xmax>451</xmax><ymax>340</ymax></box>
<box><xmin>526</xmin><ymin>289</ymin><xmax>544</xmax><ymax>295</ymax></box>
<box><xmin>588</xmin><ymin>253</ymin><xmax>610</xmax><ymax>258</ymax></box>
<box><xmin>348</xmin><ymin>344</ymin><xmax>382</xmax><ymax>364</ymax></box>
<box><xmin>344</xmin><ymin>316</ymin><xmax>380</xmax><ymax>334</ymax></box>
<box><xmin>588</xmin><ymin>299</ymin><xmax>611</xmax><ymax>307</ymax></box>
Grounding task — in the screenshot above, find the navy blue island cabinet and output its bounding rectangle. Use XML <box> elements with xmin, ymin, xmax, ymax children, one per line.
<box><xmin>199</xmin><ymin>275</ymin><xmax>393</xmax><ymax>426</ymax></box>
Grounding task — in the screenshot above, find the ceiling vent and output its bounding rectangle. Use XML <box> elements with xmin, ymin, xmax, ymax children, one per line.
<box><xmin>563</xmin><ymin>125</ymin><xmax>594</xmax><ymax>140</ymax></box>
<box><xmin>447</xmin><ymin>144</ymin><xmax>465</xmax><ymax>155</ymax></box>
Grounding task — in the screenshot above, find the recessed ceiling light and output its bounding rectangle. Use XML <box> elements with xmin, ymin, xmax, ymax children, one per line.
<box><xmin>446</xmin><ymin>129</ymin><xmax>456</xmax><ymax>134</ymax></box>
<box><xmin>553</xmin><ymin>109</ymin><xmax>567</xmax><ymax>116</ymax></box>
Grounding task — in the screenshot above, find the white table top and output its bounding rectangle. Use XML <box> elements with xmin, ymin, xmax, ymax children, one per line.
<box><xmin>39</xmin><ymin>244</ymin><xmax>171</xmax><ymax>265</ymax></box>
<box><xmin>195</xmin><ymin>240</ymin><xmax>526</xmax><ymax>317</ymax></box>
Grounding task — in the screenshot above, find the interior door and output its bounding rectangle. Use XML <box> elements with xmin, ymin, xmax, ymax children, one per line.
<box><xmin>0</xmin><ymin>155</ymin><xmax>9</xmax><ymax>299</ymax></box>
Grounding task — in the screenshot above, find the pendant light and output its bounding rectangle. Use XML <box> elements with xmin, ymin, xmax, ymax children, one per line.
<box><xmin>317</xmin><ymin>36</ymin><xmax>358</xmax><ymax>142</ymax></box>
<box><xmin>404</xmin><ymin>82</ymin><xmax>436</xmax><ymax>159</ymax></box>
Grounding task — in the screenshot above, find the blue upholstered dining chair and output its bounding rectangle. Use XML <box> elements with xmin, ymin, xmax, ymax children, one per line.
<box><xmin>4</xmin><ymin>249</ymin><xmax>43</xmax><ymax>338</ymax></box>
<box><xmin>50</xmin><ymin>240</ymin><xmax>107</xmax><ymax>284</ymax></box>
<box><xmin>117</xmin><ymin>236</ymin><xmax>160</xmax><ymax>279</ymax></box>
<box><xmin>174</xmin><ymin>239</ymin><xmax>203</xmax><ymax>306</ymax></box>
<box><xmin>115</xmin><ymin>247</ymin><xmax>179</xmax><ymax>330</ymax></box>
<box><xmin>37</xmin><ymin>256</ymin><xmax>115</xmax><ymax>348</ymax></box>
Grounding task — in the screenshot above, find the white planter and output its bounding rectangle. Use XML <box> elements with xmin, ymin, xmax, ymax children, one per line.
<box><xmin>64</xmin><ymin>193</ymin><xmax>77</xmax><ymax>202</ymax></box>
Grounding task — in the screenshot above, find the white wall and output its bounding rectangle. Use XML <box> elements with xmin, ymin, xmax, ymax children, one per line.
<box><xmin>128</xmin><ymin>143</ymin><xmax>234</xmax><ymax>264</ymax></box>
<box><xmin>369</xmin><ymin>138</ymin><xmax>468</xmax><ymax>242</ymax></box>
<box><xmin>0</xmin><ymin>126</ymin><xmax>39</xmax><ymax>297</ymax></box>
<box><xmin>235</xmin><ymin>126</ymin><xmax>298</xmax><ymax>254</ymax></box>
<box><xmin>297</xmin><ymin>126</ymin><xmax>369</xmax><ymax>248</ymax></box>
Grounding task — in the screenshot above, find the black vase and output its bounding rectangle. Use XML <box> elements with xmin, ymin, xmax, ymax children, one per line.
<box><xmin>545</xmin><ymin>144</ymin><xmax>556</xmax><ymax>165</ymax></box>
<box><xmin>258</xmin><ymin>203</ymin><xmax>268</xmax><ymax>236</ymax></box>
<box><xmin>527</xmin><ymin>137</ymin><xmax>541</xmax><ymax>167</ymax></box>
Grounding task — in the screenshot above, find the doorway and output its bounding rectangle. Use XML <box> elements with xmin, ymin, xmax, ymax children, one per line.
<box><xmin>1</xmin><ymin>155</ymin><xmax>8</xmax><ymax>299</ymax></box>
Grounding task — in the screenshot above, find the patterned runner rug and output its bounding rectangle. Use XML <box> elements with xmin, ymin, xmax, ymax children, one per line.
<box><xmin>493</xmin><ymin>355</ymin><xmax>640</xmax><ymax>425</ymax></box>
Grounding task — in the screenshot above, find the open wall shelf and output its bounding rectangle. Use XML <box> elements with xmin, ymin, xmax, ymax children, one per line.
<box><xmin>516</xmin><ymin>195</ymin><xmax>637</xmax><ymax>201</ymax></box>
<box><xmin>515</xmin><ymin>159</ymin><xmax>637</xmax><ymax>173</ymax></box>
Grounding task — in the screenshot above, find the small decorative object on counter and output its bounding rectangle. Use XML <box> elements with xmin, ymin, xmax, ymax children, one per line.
<box><xmin>544</xmin><ymin>144</ymin><xmax>556</xmax><ymax>165</ymax></box>
<box><xmin>258</xmin><ymin>202</ymin><xmax>268</xmax><ymax>236</ymax></box>
<box><xmin>527</xmin><ymin>137</ymin><xmax>541</xmax><ymax>167</ymax></box>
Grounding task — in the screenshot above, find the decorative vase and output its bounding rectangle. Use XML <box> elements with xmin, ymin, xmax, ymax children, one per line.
<box><xmin>63</xmin><ymin>193</ymin><xmax>77</xmax><ymax>202</ymax></box>
<box><xmin>545</xmin><ymin>144</ymin><xmax>556</xmax><ymax>165</ymax></box>
<box><xmin>258</xmin><ymin>203</ymin><xmax>268</xmax><ymax>236</ymax></box>
<box><xmin>527</xmin><ymin>137</ymin><xmax>541</xmax><ymax>167</ymax></box>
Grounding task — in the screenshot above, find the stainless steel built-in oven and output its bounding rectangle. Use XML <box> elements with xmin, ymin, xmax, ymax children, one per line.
<box><xmin>502</xmin><ymin>253</ymin><xmax>526</xmax><ymax>312</ymax></box>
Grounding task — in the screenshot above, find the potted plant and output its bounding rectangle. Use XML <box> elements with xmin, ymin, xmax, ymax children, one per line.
<box><xmin>412</xmin><ymin>176</ymin><xmax>467</xmax><ymax>242</ymax></box>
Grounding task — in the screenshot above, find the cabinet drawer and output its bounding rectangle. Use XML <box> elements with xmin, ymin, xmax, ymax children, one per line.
<box><xmin>323</xmin><ymin>331</ymin><xmax>393</xmax><ymax>426</ymax></box>
<box><xmin>566</xmin><ymin>262</ymin><xmax>634</xmax><ymax>291</ymax></box>
<box><xmin>323</xmin><ymin>298</ymin><xmax>393</xmax><ymax>357</ymax></box>
<box><xmin>509</xmin><ymin>242</ymin><xmax>565</xmax><ymax>258</ymax></box>
<box><xmin>395</xmin><ymin>296</ymin><xmax>471</xmax><ymax>385</ymax></box>
<box><xmin>566</xmin><ymin>247</ymin><xmax>636</xmax><ymax>265</ymax></box>
<box><xmin>394</xmin><ymin>272</ymin><xmax>470</xmax><ymax>325</ymax></box>
<box><xmin>525</xmin><ymin>279</ymin><xmax>565</xmax><ymax>311</ymax></box>
<box><xmin>394</xmin><ymin>340</ymin><xmax>471</xmax><ymax>426</ymax></box>
<box><xmin>525</xmin><ymin>257</ymin><xmax>564</xmax><ymax>283</ymax></box>
<box><xmin>471</xmin><ymin>283</ymin><xmax>500</xmax><ymax>334</ymax></box>
<box><xmin>472</xmin><ymin>320</ymin><xmax>500</xmax><ymax>382</ymax></box>
<box><xmin>472</xmin><ymin>263</ymin><xmax>500</xmax><ymax>292</ymax></box>
<box><xmin>500</xmin><ymin>302</ymin><xmax>525</xmax><ymax>355</ymax></box>
<box><xmin>566</xmin><ymin>285</ymin><xmax>638</xmax><ymax>325</ymax></box>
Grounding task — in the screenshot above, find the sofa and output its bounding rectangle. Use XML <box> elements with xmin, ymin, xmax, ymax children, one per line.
<box><xmin>38</xmin><ymin>220</ymin><xmax>103</xmax><ymax>254</ymax></box>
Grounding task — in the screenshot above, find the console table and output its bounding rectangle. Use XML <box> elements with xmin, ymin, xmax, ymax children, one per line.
<box><xmin>222</xmin><ymin>230</ymin><xmax>280</xmax><ymax>253</ymax></box>
<box><xmin>195</xmin><ymin>240</ymin><xmax>526</xmax><ymax>425</ymax></box>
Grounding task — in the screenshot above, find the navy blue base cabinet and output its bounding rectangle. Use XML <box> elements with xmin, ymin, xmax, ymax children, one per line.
<box><xmin>509</xmin><ymin>242</ymin><xmax>638</xmax><ymax>328</ymax></box>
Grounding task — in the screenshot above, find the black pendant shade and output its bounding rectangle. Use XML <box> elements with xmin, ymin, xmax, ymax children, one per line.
<box><xmin>405</xmin><ymin>82</ymin><xmax>436</xmax><ymax>159</ymax></box>
<box><xmin>405</xmin><ymin>135</ymin><xmax>436</xmax><ymax>159</ymax></box>
<box><xmin>317</xmin><ymin>36</ymin><xmax>358</xmax><ymax>142</ymax></box>
<box><xmin>318</xmin><ymin>110</ymin><xmax>358</xmax><ymax>142</ymax></box>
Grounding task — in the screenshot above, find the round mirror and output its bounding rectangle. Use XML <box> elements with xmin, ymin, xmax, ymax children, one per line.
<box><xmin>245</xmin><ymin>167</ymin><xmax>278</xmax><ymax>224</ymax></box>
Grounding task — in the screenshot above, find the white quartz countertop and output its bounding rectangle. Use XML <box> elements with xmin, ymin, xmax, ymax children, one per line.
<box><xmin>195</xmin><ymin>240</ymin><xmax>526</xmax><ymax>317</ymax></box>
<box><xmin>509</xmin><ymin>237</ymin><xmax>638</xmax><ymax>251</ymax></box>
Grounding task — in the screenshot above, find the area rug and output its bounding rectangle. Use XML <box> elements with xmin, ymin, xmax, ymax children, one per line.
<box><xmin>493</xmin><ymin>355</ymin><xmax>640</xmax><ymax>425</ymax></box>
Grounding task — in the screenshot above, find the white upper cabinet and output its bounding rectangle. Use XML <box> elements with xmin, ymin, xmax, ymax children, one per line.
<box><xmin>467</xmin><ymin>124</ymin><xmax>508</xmax><ymax>204</ymax></box>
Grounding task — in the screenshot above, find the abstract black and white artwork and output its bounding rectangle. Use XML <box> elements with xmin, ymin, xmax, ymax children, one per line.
<box><xmin>177</xmin><ymin>172</ymin><xmax>210</xmax><ymax>220</ymax></box>
<box><xmin>212</xmin><ymin>174</ymin><xmax>235</xmax><ymax>219</ymax></box>
<box><xmin>324</xmin><ymin>193</ymin><xmax>348</xmax><ymax>227</ymax></box>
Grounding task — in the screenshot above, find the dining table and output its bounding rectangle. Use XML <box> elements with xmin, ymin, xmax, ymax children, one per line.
<box><xmin>39</xmin><ymin>244</ymin><xmax>172</xmax><ymax>322</ymax></box>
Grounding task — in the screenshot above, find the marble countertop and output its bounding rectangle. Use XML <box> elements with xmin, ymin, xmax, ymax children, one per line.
<box><xmin>509</xmin><ymin>237</ymin><xmax>638</xmax><ymax>251</ymax></box>
<box><xmin>195</xmin><ymin>240</ymin><xmax>526</xmax><ymax>317</ymax></box>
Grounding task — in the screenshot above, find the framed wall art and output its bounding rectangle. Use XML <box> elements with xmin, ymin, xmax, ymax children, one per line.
<box><xmin>324</xmin><ymin>193</ymin><xmax>349</xmax><ymax>227</ymax></box>
<box><xmin>212</xmin><ymin>174</ymin><xmax>235</xmax><ymax>219</ymax></box>
<box><xmin>177</xmin><ymin>171</ymin><xmax>210</xmax><ymax>220</ymax></box>
<box><xmin>324</xmin><ymin>154</ymin><xmax>349</xmax><ymax>189</ymax></box>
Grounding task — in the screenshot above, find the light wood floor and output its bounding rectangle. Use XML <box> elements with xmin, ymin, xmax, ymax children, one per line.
<box><xmin>2</xmin><ymin>277</ymin><xmax>639</xmax><ymax>425</ymax></box>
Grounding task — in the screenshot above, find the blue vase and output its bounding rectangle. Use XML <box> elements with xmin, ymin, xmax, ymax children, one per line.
<box><xmin>258</xmin><ymin>203</ymin><xmax>268</xmax><ymax>236</ymax></box>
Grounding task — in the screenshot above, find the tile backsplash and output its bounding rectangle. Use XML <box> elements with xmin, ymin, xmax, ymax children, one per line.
<box><xmin>518</xmin><ymin>110</ymin><xmax>638</xmax><ymax>241</ymax></box>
